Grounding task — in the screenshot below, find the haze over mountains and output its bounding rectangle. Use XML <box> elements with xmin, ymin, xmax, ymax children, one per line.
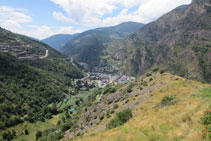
<box><xmin>42</xmin><ymin>34</ymin><xmax>79</xmax><ymax>51</ymax></box>
<box><xmin>0</xmin><ymin>0</ymin><xmax>211</xmax><ymax>141</ymax></box>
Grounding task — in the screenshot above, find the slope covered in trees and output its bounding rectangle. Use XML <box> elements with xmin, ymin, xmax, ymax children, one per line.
<box><xmin>61</xmin><ymin>22</ymin><xmax>144</xmax><ymax>69</ymax></box>
<box><xmin>0</xmin><ymin>28</ymin><xmax>84</xmax><ymax>130</ymax></box>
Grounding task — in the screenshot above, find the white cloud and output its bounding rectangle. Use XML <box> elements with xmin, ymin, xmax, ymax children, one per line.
<box><xmin>19</xmin><ymin>25</ymin><xmax>84</xmax><ymax>40</ymax></box>
<box><xmin>0</xmin><ymin>6</ymin><xmax>31</xmax><ymax>32</ymax></box>
<box><xmin>0</xmin><ymin>6</ymin><xmax>83</xmax><ymax>39</ymax></box>
<box><xmin>0</xmin><ymin>0</ymin><xmax>192</xmax><ymax>40</ymax></box>
<box><xmin>51</xmin><ymin>0</ymin><xmax>192</xmax><ymax>26</ymax></box>
<box><xmin>53</xmin><ymin>11</ymin><xmax>70</xmax><ymax>23</ymax></box>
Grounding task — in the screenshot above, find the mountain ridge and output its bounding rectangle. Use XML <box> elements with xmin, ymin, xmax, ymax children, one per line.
<box><xmin>42</xmin><ymin>33</ymin><xmax>79</xmax><ymax>51</ymax></box>
<box><xmin>61</xmin><ymin>22</ymin><xmax>145</xmax><ymax>68</ymax></box>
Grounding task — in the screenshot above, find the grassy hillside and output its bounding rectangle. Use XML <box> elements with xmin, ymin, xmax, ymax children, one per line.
<box><xmin>66</xmin><ymin>71</ymin><xmax>211</xmax><ymax>141</ymax></box>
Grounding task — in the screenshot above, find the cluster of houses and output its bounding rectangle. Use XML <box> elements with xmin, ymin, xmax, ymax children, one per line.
<box><xmin>75</xmin><ymin>72</ymin><xmax>135</xmax><ymax>89</ymax></box>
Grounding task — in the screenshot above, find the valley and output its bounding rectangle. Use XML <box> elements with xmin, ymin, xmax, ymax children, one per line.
<box><xmin>0</xmin><ymin>0</ymin><xmax>211</xmax><ymax>141</ymax></box>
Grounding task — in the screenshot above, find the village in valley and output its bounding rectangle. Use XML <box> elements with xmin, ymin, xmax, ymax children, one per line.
<box><xmin>72</xmin><ymin>72</ymin><xmax>135</xmax><ymax>93</ymax></box>
<box><xmin>0</xmin><ymin>41</ymin><xmax>136</xmax><ymax>97</ymax></box>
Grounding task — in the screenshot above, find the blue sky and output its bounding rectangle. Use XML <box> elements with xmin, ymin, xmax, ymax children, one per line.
<box><xmin>0</xmin><ymin>0</ymin><xmax>191</xmax><ymax>39</ymax></box>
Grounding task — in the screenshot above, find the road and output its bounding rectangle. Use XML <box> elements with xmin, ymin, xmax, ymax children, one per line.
<box><xmin>40</xmin><ymin>50</ymin><xmax>48</xmax><ymax>59</ymax></box>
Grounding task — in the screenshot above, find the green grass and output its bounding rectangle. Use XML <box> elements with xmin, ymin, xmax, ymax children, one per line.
<box><xmin>200</xmin><ymin>87</ymin><xmax>211</xmax><ymax>98</ymax></box>
<box><xmin>0</xmin><ymin>115</ymin><xmax>60</xmax><ymax>141</ymax></box>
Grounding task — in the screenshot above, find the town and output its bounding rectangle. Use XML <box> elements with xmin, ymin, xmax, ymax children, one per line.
<box><xmin>73</xmin><ymin>72</ymin><xmax>136</xmax><ymax>92</ymax></box>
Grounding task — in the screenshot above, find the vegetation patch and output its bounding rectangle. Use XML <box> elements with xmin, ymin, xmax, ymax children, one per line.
<box><xmin>126</xmin><ymin>83</ymin><xmax>135</xmax><ymax>93</ymax></box>
<box><xmin>161</xmin><ymin>95</ymin><xmax>177</xmax><ymax>107</ymax></box>
<box><xmin>200</xmin><ymin>87</ymin><xmax>211</xmax><ymax>98</ymax></box>
<box><xmin>107</xmin><ymin>109</ymin><xmax>132</xmax><ymax>129</ymax></box>
<box><xmin>201</xmin><ymin>107</ymin><xmax>211</xmax><ymax>139</ymax></box>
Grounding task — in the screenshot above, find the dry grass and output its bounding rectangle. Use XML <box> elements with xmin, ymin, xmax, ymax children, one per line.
<box><xmin>72</xmin><ymin>73</ymin><xmax>211</xmax><ymax>141</ymax></box>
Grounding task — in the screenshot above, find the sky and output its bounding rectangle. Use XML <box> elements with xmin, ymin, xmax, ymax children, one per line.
<box><xmin>0</xmin><ymin>0</ymin><xmax>192</xmax><ymax>40</ymax></box>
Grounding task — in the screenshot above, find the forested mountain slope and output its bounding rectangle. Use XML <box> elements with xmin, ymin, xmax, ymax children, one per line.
<box><xmin>61</xmin><ymin>22</ymin><xmax>144</xmax><ymax>68</ymax></box>
<box><xmin>0</xmin><ymin>28</ymin><xmax>83</xmax><ymax>129</ymax></box>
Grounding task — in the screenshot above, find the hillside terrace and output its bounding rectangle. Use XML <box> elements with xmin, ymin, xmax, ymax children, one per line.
<box><xmin>0</xmin><ymin>43</ymin><xmax>39</xmax><ymax>60</ymax></box>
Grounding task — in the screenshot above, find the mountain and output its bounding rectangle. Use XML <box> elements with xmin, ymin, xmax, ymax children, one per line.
<box><xmin>42</xmin><ymin>34</ymin><xmax>79</xmax><ymax>51</ymax></box>
<box><xmin>106</xmin><ymin>0</ymin><xmax>211</xmax><ymax>83</ymax></box>
<box><xmin>61</xmin><ymin>22</ymin><xmax>145</xmax><ymax>69</ymax></box>
<box><xmin>0</xmin><ymin>27</ymin><xmax>83</xmax><ymax>129</ymax></box>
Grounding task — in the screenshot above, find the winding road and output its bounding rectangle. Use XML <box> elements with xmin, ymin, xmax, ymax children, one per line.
<box><xmin>40</xmin><ymin>50</ymin><xmax>48</xmax><ymax>59</ymax></box>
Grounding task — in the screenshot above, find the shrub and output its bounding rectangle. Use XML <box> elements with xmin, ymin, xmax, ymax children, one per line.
<box><xmin>93</xmin><ymin>108</ymin><xmax>97</xmax><ymax>112</ymax></box>
<box><xmin>161</xmin><ymin>95</ymin><xmax>176</xmax><ymax>106</ymax></box>
<box><xmin>103</xmin><ymin>86</ymin><xmax>116</xmax><ymax>95</ymax></box>
<box><xmin>108</xmin><ymin>100</ymin><xmax>113</xmax><ymax>105</ymax></box>
<box><xmin>125</xmin><ymin>99</ymin><xmax>129</xmax><ymax>104</ymax></box>
<box><xmin>36</xmin><ymin>131</ymin><xmax>42</xmax><ymax>140</ymax></box>
<box><xmin>126</xmin><ymin>83</ymin><xmax>135</xmax><ymax>93</ymax></box>
<box><xmin>159</xmin><ymin>68</ymin><xmax>166</xmax><ymax>74</ymax></box>
<box><xmin>110</xmin><ymin>109</ymin><xmax>115</xmax><ymax>114</ymax></box>
<box><xmin>107</xmin><ymin>109</ymin><xmax>132</xmax><ymax>129</ymax></box>
<box><xmin>61</xmin><ymin>124</ymin><xmax>70</xmax><ymax>132</ymax></box>
<box><xmin>99</xmin><ymin>114</ymin><xmax>105</xmax><ymax>121</ymax></box>
<box><xmin>2</xmin><ymin>131</ymin><xmax>16</xmax><ymax>141</ymax></box>
<box><xmin>201</xmin><ymin>109</ymin><xmax>211</xmax><ymax>139</ymax></box>
<box><xmin>25</xmin><ymin>129</ymin><xmax>29</xmax><ymax>135</ymax></box>
<box><xmin>139</xmin><ymin>86</ymin><xmax>143</xmax><ymax>90</ymax></box>
<box><xmin>141</xmin><ymin>81</ymin><xmax>148</xmax><ymax>87</ymax></box>
<box><xmin>113</xmin><ymin>104</ymin><xmax>119</xmax><ymax>109</ymax></box>
<box><xmin>152</xmin><ymin>66</ymin><xmax>160</xmax><ymax>72</ymax></box>
<box><xmin>85</xmin><ymin>116</ymin><xmax>91</xmax><ymax>123</ymax></box>
<box><xmin>109</xmin><ymin>88</ymin><xmax>116</xmax><ymax>93</ymax></box>
<box><xmin>146</xmin><ymin>72</ymin><xmax>152</xmax><ymax>77</ymax></box>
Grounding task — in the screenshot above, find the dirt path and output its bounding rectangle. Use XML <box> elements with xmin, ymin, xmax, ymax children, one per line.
<box><xmin>40</xmin><ymin>50</ymin><xmax>48</xmax><ymax>59</ymax></box>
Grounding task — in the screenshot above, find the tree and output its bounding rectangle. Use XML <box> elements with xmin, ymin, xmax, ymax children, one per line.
<box><xmin>25</xmin><ymin>129</ymin><xmax>29</xmax><ymax>135</ymax></box>
<box><xmin>36</xmin><ymin>130</ymin><xmax>42</xmax><ymax>140</ymax></box>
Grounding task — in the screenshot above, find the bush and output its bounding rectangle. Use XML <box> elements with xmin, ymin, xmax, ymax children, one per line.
<box><xmin>159</xmin><ymin>68</ymin><xmax>166</xmax><ymax>74</ymax></box>
<box><xmin>85</xmin><ymin>116</ymin><xmax>91</xmax><ymax>123</ymax></box>
<box><xmin>61</xmin><ymin>124</ymin><xmax>70</xmax><ymax>132</ymax></box>
<box><xmin>107</xmin><ymin>109</ymin><xmax>132</xmax><ymax>129</ymax></box>
<box><xmin>99</xmin><ymin>114</ymin><xmax>105</xmax><ymax>121</ymax></box>
<box><xmin>201</xmin><ymin>110</ymin><xmax>211</xmax><ymax>125</ymax></box>
<box><xmin>146</xmin><ymin>72</ymin><xmax>152</xmax><ymax>77</ymax></box>
<box><xmin>36</xmin><ymin>131</ymin><xmax>42</xmax><ymax>140</ymax></box>
<box><xmin>25</xmin><ymin>129</ymin><xmax>29</xmax><ymax>135</ymax></box>
<box><xmin>2</xmin><ymin>131</ymin><xmax>16</xmax><ymax>141</ymax></box>
<box><xmin>152</xmin><ymin>66</ymin><xmax>160</xmax><ymax>72</ymax></box>
<box><xmin>141</xmin><ymin>81</ymin><xmax>148</xmax><ymax>87</ymax></box>
<box><xmin>126</xmin><ymin>83</ymin><xmax>135</xmax><ymax>93</ymax></box>
<box><xmin>201</xmin><ymin>109</ymin><xmax>211</xmax><ymax>139</ymax></box>
<box><xmin>161</xmin><ymin>95</ymin><xmax>176</xmax><ymax>106</ymax></box>
<box><xmin>113</xmin><ymin>104</ymin><xmax>119</xmax><ymax>109</ymax></box>
<box><xmin>109</xmin><ymin>88</ymin><xmax>116</xmax><ymax>93</ymax></box>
